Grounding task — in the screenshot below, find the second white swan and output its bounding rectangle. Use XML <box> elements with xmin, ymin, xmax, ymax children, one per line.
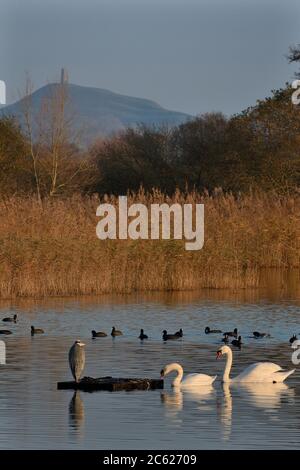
<box><xmin>216</xmin><ymin>345</ymin><xmax>295</xmax><ymax>383</ymax></box>
<box><xmin>161</xmin><ymin>363</ymin><xmax>217</xmax><ymax>388</ymax></box>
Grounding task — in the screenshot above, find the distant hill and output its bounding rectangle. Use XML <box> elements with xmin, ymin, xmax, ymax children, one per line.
<box><xmin>0</xmin><ymin>83</ymin><xmax>192</xmax><ymax>143</ymax></box>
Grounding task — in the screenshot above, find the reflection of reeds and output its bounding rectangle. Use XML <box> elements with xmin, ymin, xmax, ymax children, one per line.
<box><xmin>0</xmin><ymin>189</ymin><xmax>300</xmax><ymax>298</ymax></box>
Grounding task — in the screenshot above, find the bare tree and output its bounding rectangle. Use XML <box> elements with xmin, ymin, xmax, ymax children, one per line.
<box><xmin>21</xmin><ymin>75</ymin><xmax>94</xmax><ymax>200</ymax></box>
<box><xmin>21</xmin><ymin>76</ymin><xmax>42</xmax><ymax>203</ymax></box>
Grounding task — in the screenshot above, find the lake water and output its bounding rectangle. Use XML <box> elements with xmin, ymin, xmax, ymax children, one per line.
<box><xmin>0</xmin><ymin>290</ymin><xmax>299</xmax><ymax>449</ymax></box>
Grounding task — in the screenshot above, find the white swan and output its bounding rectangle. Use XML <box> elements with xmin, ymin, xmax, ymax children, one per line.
<box><xmin>161</xmin><ymin>363</ymin><xmax>217</xmax><ymax>389</ymax></box>
<box><xmin>216</xmin><ymin>345</ymin><xmax>295</xmax><ymax>383</ymax></box>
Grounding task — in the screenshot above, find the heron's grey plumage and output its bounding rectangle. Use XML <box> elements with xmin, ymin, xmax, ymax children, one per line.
<box><xmin>69</xmin><ymin>340</ymin><xmax>85</xmax><ymax>383</ymax></box>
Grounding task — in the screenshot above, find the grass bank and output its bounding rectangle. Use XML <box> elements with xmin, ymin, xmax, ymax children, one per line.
<box><xmin>0</xmin><ymin>190</ymin><xmax>299</xmax><ymax>298</ymax></box>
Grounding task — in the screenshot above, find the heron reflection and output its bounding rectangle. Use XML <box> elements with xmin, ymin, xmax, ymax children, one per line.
<box><xmin>69</xmin><ymin>391</ymin><xmax>85</xmax><ymax>433</ymax></box>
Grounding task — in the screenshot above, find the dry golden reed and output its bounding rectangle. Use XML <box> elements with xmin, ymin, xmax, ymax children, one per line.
<box><xmin>0</xmin><ymin>189</ymin><xmax>300</xmax><ymax>298</ymax></box>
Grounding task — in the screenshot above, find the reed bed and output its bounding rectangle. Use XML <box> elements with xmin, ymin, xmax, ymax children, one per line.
<box><xmin>0</xmin><ymin>189</ymin><xmax>300</xmax><ymax>298</ymax></box>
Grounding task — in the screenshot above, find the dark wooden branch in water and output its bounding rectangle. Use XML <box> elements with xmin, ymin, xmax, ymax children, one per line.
<box><xmin>57</xmin><ymin>376</ymin><xmax>164</xmax><ymax>392</ymax></box>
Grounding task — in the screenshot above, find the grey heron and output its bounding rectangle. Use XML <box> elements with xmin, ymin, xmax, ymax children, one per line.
<box><xmin>69</xmin><ymin>340</ymin><xmax>85</xmax><ymax>383</ymax></box>
<box><xmin>111</xmin><ymin>327</ymin><xmax>123</xmax><ymax>337</ymax></box>
<box><xmin>31</xmin><ymin>326</ymin><xmax>44</xmax><ymax>336</ymax></box>
<box><xmin>2</xmin><ymin>314</ymin><xmax>17</xmax><ymax>323</ymax></box>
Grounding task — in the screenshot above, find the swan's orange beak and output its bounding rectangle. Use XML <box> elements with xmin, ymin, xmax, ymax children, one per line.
<box><xmin>160</xmin><ymin>369</ymin><xmax>165</xmax><ymax>379</ymax></box>
<box><xmin>216</xmin><ymin>350</ymin><xmax>222</xmax><ymax>359</ymax></box>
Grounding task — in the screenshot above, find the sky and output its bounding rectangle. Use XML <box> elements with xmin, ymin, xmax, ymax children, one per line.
<box><xmin>0</xmin><ymin>0</ymin><xmax>300</xmax><ymax>116</ymax></box>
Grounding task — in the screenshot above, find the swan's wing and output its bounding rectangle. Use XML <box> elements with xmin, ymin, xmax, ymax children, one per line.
<box><xmin>184</xmin><ymin>385</ymin><xmax>215</xmax><ymax>399</ymax></box>
<box><xmin>234</xmin><ymin>362</ymin><xmax>283</xmax><ymax>383</ymax></box>
<box><xmin>182</xmin><ymin>373</ymin><xmax>216</xmax><ymax>386</ymax></box>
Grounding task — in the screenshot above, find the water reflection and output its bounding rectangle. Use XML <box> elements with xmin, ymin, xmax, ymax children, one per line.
<box><xmin>161</xmin><ymin>389</ymin><xmax>183</xmax><ymax>415</ymax></box>
<box><xmin>237</xmin><ymin>382</ymin><xmax>295</xmax><ymax>410</ymax></box>
<box><xmin>217</xmin><ymin>382</ymin><xmax>295</xmax><ymax>442</ymax></box>
<box><xmin>218</xmin><ymin>384</ymin><xmax>232</xmax><ymax>441</ymax></box>
<box><xmin>0</xmin><ymin>292</ymin><xmax>299</xmax><ymax>449</ymax></box>
<box><xmin>69</xmin><ymin>391</ymin><xmax>85</xmax><ymax>434</ymax></box>
<box><xmin>161</xmin><ymin>385</ymin><xmax>215</xmax><ymax>413</ymax></box>
<box><xmin>183</xmin><ymin>385</ymin><xmax>215</xmax><ymax>405</ymax></box>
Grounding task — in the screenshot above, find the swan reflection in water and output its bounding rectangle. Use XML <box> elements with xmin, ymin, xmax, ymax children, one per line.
<box><xmin>161</xmin><ymin>389</ymin><xmax>183</xmax><ymax>414</ymax></box>
<box><xmin>218</xmin><ymin>381</ymin><xmax>295</xmax><ymax>441</ymax></box>
<box><xmin>183</xmin><ymin>384</ymin><xmax>215</xmax><ymax>407</ymax></box>
<box><xmin>218</xmin><ymin>383</ymin><xmax>232</xmax><ymax>441</ymax></box>
<box><xmin>161</xmin><ymin>384</ymin><xmax>215</xmax><ymax>420</ymax></box>
<box><xmin>69</xmin><ymin>391</ymin><xmax>85</xmax><ymax>435</ymax></box>
<box><xmin>237</xmin><ymin>382</ymin><xmax>295</xmax><ymax>410</ymax></box>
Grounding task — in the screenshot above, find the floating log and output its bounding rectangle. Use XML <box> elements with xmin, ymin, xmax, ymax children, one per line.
<box><xmin>57</xmin><ymin>376</ymin><xmax>164</xmax><ymax>392</ymax></box>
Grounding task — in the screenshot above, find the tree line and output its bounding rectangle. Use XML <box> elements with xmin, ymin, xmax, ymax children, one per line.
<box><xmin>1</xmin><ymin>45</ymin><xmax>300</xmax><ymax>198</ymax></box>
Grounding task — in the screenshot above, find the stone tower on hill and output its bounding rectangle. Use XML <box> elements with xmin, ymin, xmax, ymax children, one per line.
<box><xmin>60</xmin><ymin>68</ymin><xmax>68</xmax><ymax>85</ymax></box>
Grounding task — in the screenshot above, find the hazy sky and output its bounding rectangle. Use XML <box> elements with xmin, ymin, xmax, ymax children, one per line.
<box><xmin>1</xmin><ymin>0</ymin><xmax>300</xmax><ymax>115</ymax></box>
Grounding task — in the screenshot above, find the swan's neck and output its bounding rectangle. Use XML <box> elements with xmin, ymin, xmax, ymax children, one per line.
<box><xmin>169</xmin><ymin>364</ymin><xmax>184</xmax><ymax>387</ymax></box>
<box><xmin>223</xmin><ymin>350</ymin><xmax>233</xmax><ymax>383</ymax></box>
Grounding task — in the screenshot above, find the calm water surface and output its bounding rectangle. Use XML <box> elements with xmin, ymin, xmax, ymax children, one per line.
<box><xmin>0</xmin><ymin>290</ymin><xmax>299</xmax><ymax>449</ymax></box>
